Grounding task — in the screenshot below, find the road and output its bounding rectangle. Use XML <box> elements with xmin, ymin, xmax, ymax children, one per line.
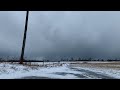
<box><xmin>20</xmin><ymin>67</ymin><xmax>115</xmax><ymax>79</ymax></box>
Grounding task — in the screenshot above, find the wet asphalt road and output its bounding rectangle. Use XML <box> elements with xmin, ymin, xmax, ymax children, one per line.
<box><xmin>20</xmin><ymin>67</ymin><xmax>115</xmax><ymax>79</ymax></box>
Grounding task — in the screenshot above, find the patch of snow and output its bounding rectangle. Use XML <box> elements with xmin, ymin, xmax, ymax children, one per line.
<box><xmin>74</xmin><ymin>66</ymin><xmax>120</xmax><ymax>79</ymax></box>
<box><xmin>0</xmin><ymin>63</ymin><xmax>82</xmax><ymax>79</ymax></box>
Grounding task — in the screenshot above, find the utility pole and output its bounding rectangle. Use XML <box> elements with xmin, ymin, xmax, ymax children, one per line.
<box><xmin>20</xmin><ymin>11</ymin><xmax>29</xmax><ymax>64</ymax></box>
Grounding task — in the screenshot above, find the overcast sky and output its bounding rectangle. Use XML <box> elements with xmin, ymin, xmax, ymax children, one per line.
<box><xmin>0</xmin><ymin>11</ymin><xmax>120</xmax><ymax>60</ymax></box>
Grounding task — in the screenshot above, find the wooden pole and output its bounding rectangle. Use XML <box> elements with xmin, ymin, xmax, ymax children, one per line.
<box><xmin>20</xmin><ymin>11</ymin><xmax>29</xmax><ymax>64</ymax></box>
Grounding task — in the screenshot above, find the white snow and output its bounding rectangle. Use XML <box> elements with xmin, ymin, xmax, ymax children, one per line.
<box><xmin>0</xmin><ymin>62</ymin><xmax>120</xmax><ymax>79</ymax></box>
<box><xmin>73</xmin><ymin>66</ymin><xmax>120</xmax><ymax>79</ymax></box>
<box><xmin>0</xmin><ymin>63</ymin><xmax>81</xmax><ymax>79</ymax></box>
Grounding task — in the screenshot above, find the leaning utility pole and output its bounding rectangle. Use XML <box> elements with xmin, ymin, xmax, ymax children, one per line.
<box><xmin>20</xmin><ymin>11</ymin><xmax>29</xmax><ymax>64</ymax></box>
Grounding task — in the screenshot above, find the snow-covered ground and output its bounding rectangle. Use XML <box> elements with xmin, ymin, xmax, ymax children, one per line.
<box><xmin>73</xmin><ymin>66</ymin><xmax>120</xmax><ymax>79</ymax></box>
<box><xmin>0</xmin><ymin>62</ymin><xmax>120</xmax><ymax>79</ymax></box>
<box><xmin>0</xmin><ymin>63</ymin><xmax>81</xmax><ymax>79</ymax></box>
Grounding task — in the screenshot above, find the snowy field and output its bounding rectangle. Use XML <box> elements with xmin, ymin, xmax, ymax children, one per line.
<box><xmin>0</xmin><ymin>62</ymin><xmax>120</xmax><ymax>79</ymax></box>
<box><xmin>0</xmin><ymin>62</ymin><xmax>80</xmax><ymax>79</ymax></box>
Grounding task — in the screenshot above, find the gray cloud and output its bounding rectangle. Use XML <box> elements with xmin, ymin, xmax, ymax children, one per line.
<box><xmin>0</xmin><ymin>11</ymin><xmax>120</xmax><ymax>60</ymax></box>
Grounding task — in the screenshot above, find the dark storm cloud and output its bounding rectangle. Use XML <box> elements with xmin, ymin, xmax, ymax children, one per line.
<box><xmin>1</xmin><ymin>11</ymin><xmax>120</xmax><ymax>60</ymax></box>
<box><xmin>0</xmin><ymin>11</ymin><xmax>26</xmax><ymax>58</ymax></box>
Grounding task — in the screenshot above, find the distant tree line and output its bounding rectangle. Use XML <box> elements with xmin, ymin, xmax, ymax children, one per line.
<box><xmin>59</xmin><ymin>57</ymin><xmax>120</xmax><ymax>62</ymax></box>
<box><xmin>0</xmin><ymin>57</ymin><xmax>120</xmax><ymax>62</ymax></box>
